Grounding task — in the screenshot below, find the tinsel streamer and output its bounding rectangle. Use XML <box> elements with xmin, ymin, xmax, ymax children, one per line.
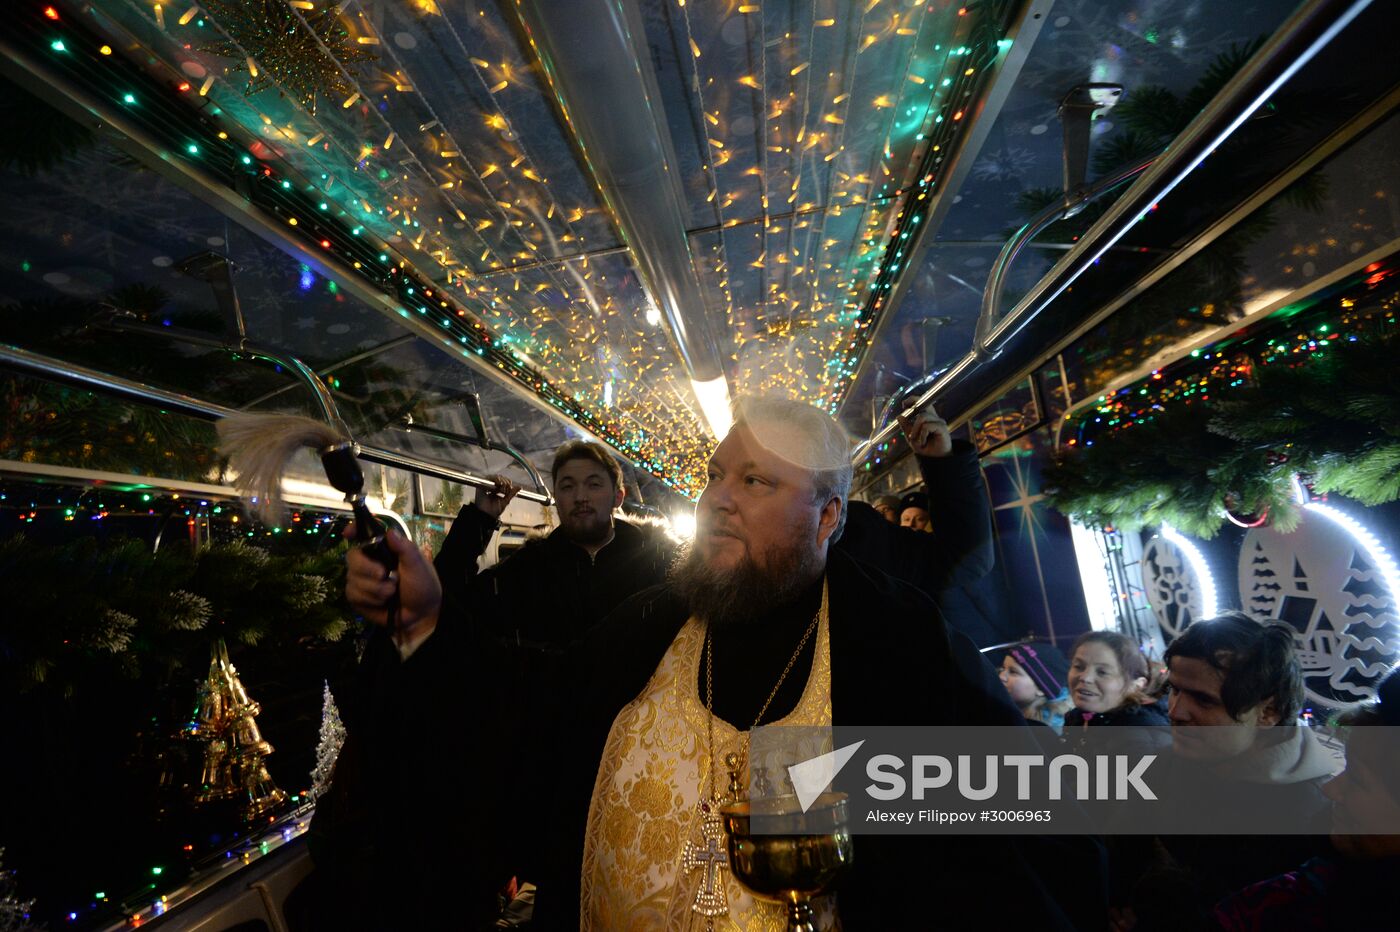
<box><xmin>308</xmin><ymin>681</ymin><xmax>346</xmax><ymax>801</ymax></box>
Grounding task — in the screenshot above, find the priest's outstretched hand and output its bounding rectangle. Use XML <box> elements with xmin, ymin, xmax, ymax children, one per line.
<box><xmin>344</xmin><ymin>525</ymin><xmax>442</xmax><ymax>647</ymax></box>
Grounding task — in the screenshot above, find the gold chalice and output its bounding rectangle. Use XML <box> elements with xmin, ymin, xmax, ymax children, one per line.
<box><xmin>720</xmin><ymin>792</ymin><xmax>853</xmax><ymax>932</ymax></box>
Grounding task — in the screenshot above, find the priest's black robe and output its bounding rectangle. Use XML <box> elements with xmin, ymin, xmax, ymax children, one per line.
<box><xmin>528</xmin><ymin>548</ymin><xmax>1106</xmax><ymax>929</ymax></box>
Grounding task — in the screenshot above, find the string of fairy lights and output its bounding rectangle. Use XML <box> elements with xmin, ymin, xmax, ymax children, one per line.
<box><xmin>23</xmin><ymin>1</ymin><xmax>712</xmax><ymax>491</ymax></box>
<box><xmin>206</xmin><ymin>0</ymin><xmax>715</xmax><ymax>471</ymax></box>
<box><xmin>289</xmin><ymin>0</ymin><xmax>1011</xmax><ymax>420</ymax></box>
<box><xmin>0</xmin><ymin>480</ymin><xmax>346</xmax><ymax>543</ymax></box>
<box><xmin>57</xmin><ymin>802</ymin><xmax>313</xmax><ymax>928</ymax></box>
<box><xmin>0</xmin><ymin>477</ymin><xmax>419</xmax><ymax>929</ymax></box>
<box><xmin>77</xmin><ymin>0</ymin><xmax>710</xmax><ymax>489</ymax></box>
<box><xmin>20</xmin><ymin>1</ymin><xmax>1017</xmax><ymax>494</ymax></box>
<box><xmin>240</xmin><ymin>0</ymin><xmax>725</xmax><ymax>480</ymax></box>
<box><xmin>270</xmin><ymin>0</ymin><xmax>718</xmax><ymax>457</ymax></box>
<box><xmin>1065</xmin><ymin>281</ymin><xmax>1399</xmax><ymax>448</ymax></box>
<box><xmin>670</xmin><ymin>0</ymin><xmax>1021</xmax><ymax>412</ymax></box>
<box><xmin>817</xmin><ymin>4</ymin><xmax>1018</xmax><ymax>413</ymax></box>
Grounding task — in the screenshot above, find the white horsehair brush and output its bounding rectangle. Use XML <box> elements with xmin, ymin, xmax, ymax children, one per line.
<box><xmin>217</xmin><ymin>412</ymin><xmax>397</xmax><ymax>574</ymax></box>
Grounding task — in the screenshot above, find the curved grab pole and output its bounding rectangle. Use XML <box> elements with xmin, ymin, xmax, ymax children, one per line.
<box><xmin>94</xmin><ymin>310</ymin><xmax>352</xmax><ymax>438</ymax></box>
<box><xmin>855</xmin><ymin>156</ymin><xmax>1156</xmax><ymax>463</ymax></box>
<box><xmin>94</xmin><ymin>313</ymin><xmax>551</xmax><ymax>503</ymax></box>
<box><xmin>973</xmin><ymin>155</ymin><xmax>1158</xmax><ymax>352</ymax></box>
<box><xmin>395</xmin><ymin>415</ymin><xmax>551</xmax><ymax>500</ymax></box>
<box><xmin>87</xmin><ymin>314</ymin><xmax>559</xmax><ymax>504</ymax></box>
<box><xmin>0</xmin><ymin>343</ymin><xmax>552</xmax><ymax>505</ymax></box>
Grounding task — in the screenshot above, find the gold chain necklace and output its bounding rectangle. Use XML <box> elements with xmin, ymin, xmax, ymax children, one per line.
<box><xmin>682</xmin><ymin>596</ymin><xmax>822</xmax><ymax>928</ymax></box>
<box><xmin>704</xmin><ymin>609</ymin><xmax>821</xmax><ymax>802</ymax></box>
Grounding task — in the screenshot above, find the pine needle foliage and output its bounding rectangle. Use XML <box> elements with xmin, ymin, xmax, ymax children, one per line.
<box><xmin>1046</xmin><ymin>329</ymin><xmax>1400</xmax><ymax>536</ymax></box>
<box><xmin>0</xmin><ymin>536</ymin><xmax>351</xmax><ymax>694</ymax></box>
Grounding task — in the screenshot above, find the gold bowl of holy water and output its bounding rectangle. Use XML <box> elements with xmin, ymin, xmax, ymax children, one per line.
<box><xmin>720</xmin><ymin>792</ymin><xmax>853</xmax><ymax>931</ymax></box>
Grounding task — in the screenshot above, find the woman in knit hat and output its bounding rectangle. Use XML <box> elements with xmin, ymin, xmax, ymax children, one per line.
<box><xmin>999</xmin><ymin>642</ymin><xmax>1075</xmax><ymax>733</ymax></box>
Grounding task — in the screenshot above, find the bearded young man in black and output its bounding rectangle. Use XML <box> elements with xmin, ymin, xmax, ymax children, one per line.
<box><xmin>434</xmin><ymin>440</ymin><xmax>678</xmax><ymax>658</ymax></box>
<box><xmin>344</xmin><ymin>396</ymin><xmax>1103</xmax><ymax>929</ymax></box>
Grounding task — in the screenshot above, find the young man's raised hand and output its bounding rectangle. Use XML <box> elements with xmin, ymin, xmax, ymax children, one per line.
<box><xmin>472</xmin><ymin>474</ymin><xmax>520</xmax><ymax>521</ymax></box>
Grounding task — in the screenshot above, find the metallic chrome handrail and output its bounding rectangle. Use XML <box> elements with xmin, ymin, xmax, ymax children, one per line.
<box><xmin>239</xmin><ymin>334</ymin><xmax>418</xmax><ymax>411</ymax></box>
<box><xmin>0</xmin><ymin>344</ymin><xmax>551</xmax><ymax>504</ymax></box>
<box><xmin>94</xmin><ymin>311</ymin><xmax>351</xmax><ymax>437</ymax></box>
<box><xmin>395</xmin><ymin>415</ymin><xmax>550</xmax><ymax>498</ymax></box>
<box><xmin>855</xmin><ymin>0</ymin><xmax>1373</xmax><ymax>462</ymax></box>
<box><xmin>972</xmin><ymin>155</ymin><xmax>1158</xmax><ymax>350</ymax></box>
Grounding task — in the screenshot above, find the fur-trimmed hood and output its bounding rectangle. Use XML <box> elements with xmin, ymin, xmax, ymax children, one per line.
<box><xmin>1210</xmin><ymin>724</ymin><xmax>1340</xmax><ymax>785</ymax></box>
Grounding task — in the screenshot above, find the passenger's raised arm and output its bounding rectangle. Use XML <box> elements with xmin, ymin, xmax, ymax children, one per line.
<box><xmin>895</xmin><ymin>405</ymin><xmax>954</xmax><ymax>459</ymax></box>
<box><xmin>433</xmin><ymin>474</ymin><xmax>520</xmax><ymax>608</ymax></box>
<box><xmin>836</xmin><ymin>403</ymin><xmax>994</xmax><ymax>596</ymax></box>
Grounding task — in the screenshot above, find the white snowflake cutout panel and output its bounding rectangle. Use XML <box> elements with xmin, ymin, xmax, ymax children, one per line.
<box><xmin>1143</xmin><ymin>535</ymin><xmax>1209</xmax><ymax>640</ymax></box>
<box><xmin>1239</xmin><ymin>513</ymin><xmax>1400</xmax><ymax>711</ymax></box>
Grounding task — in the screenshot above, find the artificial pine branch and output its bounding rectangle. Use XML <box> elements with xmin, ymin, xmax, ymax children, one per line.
<box><xmin>1047</xmin><ymin>329</ymin><xmax>1400</xmax><ymax>535</ymax></box>
<box><xmin>0</xmin><ymin>535</ymin><xmax>352</xmax><ymax>693</ymax></box>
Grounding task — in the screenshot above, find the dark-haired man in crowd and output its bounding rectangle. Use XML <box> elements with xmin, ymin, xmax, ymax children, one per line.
<box><xmin>433</xmin><ymin>441</ymin><xmax>680</xmax><ymax>907</ymax></box>
<box><xmin>311</xmin><ymin>441</ymin><xmax>676</xmax><ymax>929</ymax></box>
<box><xmin>1113</xmin><ymin>611</ymin><xmax>1337</xmax><ymax>932</ymax></box>
<box><xmin>1213</xmin><ymin>664</ymin><xmax>1400</xmax><ymax>931</ymax></box>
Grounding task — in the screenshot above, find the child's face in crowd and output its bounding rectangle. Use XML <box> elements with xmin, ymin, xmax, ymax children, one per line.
<box><xmin>999</xmin><ymin>657</ymin><xmax>1043</xmax><ymax>709</ymax></box>
<box><xmin>1324</xmin><ymin>728</ymin><xmax>1400</xmax><ymax>860</ymax></box>
<box><xmin>1068</xmin><ymin>642</ymin><xmax>1141</xmax><ymax>714</ymax></box>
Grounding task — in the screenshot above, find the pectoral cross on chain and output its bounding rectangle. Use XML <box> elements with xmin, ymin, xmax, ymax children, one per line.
<box><xmin>682</xmin><ymin>802</ymin><xmax>728</xmax><ymax>921</ymax></box>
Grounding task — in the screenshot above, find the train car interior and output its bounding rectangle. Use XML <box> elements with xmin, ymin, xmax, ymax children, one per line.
<box><xmin>0</xmin><ymin>0</ymin><xmax>1396</xmax><ymax>928</ymax></box>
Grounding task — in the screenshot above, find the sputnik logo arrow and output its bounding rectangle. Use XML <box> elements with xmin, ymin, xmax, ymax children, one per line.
<box><xmin>787</xmin><ymin>740</ymin><xmax>865</xmax><ymax>812</ymax></box>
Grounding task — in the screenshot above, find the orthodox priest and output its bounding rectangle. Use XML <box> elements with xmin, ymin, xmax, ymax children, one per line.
<box><xmin>343</xmin><ymin>396</ymin><xmax>1103</xmax><ymax>929</ymax></box>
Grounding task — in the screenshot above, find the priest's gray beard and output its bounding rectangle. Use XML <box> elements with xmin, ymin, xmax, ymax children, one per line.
<box><xmin>670</xmin><ymin>535</ymin><xmax>823</xmax><ymax>629</ymax></box>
